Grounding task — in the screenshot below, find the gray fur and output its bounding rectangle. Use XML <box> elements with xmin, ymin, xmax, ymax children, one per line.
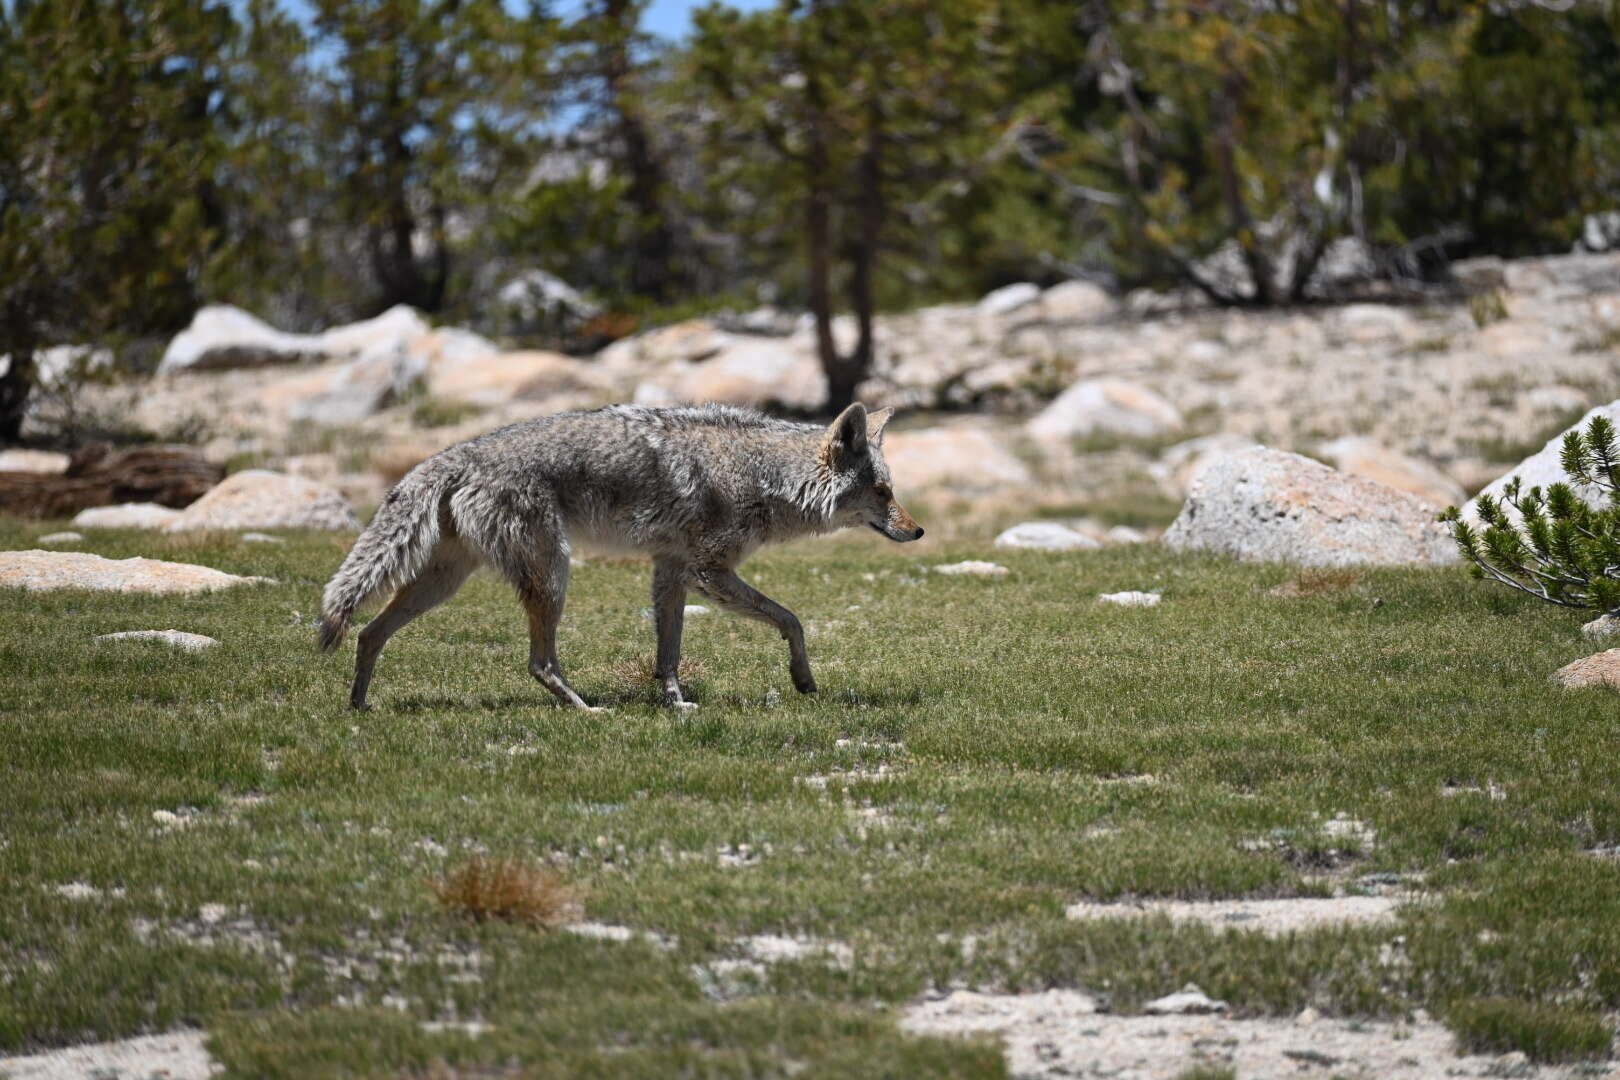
<box><xmin>318</xmin><ymin>402</ymin><xmax>922</xmax><ymax>709</ymax></box>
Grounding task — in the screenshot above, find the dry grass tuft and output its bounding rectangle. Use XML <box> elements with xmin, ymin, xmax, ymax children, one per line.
<box><xmin>1269</xmin><ymin>568</ymin><xmax>1360</xmax><ymax>598</ymax></box>
<box><xmin>606</xmin><ymin>654</ymin><xmax>706</xmax><ymax>691</ymax></box>
<box><xmin>430</xmin><ymin>857</ymin><xmax>581</xmax><ymax>928</ymax></box>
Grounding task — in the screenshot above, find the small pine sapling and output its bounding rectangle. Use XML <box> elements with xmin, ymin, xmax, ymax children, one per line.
<box><xmin>1439</xmin><ymin>415</ymin><xmax>1620</xmax><ymax>613</ymax></box>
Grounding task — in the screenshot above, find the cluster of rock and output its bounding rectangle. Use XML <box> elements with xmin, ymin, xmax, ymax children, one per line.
<box><xmin>17</xmin><ymin>247</ymin><xmax>1608</xmax><ymax>528</ymax></box>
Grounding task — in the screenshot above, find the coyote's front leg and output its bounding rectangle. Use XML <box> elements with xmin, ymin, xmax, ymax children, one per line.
<box><xmin>693</xmin><ymin>566</ymin><xmax>817</xmax><ymax>694</ymax></box>
<box><xmin>651</xmin><ymin>558</ymin><xmax>695</xmax><ymax>708</ymax></box>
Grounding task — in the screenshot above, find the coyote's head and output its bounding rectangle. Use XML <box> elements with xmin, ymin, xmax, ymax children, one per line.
<box><xmin>819</xmin><ymin>403</ymin><xmax>924</xmax><ymax>542</ymax></box>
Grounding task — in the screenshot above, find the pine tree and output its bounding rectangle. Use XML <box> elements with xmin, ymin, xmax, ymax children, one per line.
<box><xmin>306</xmin><ymin>0</ymin><xmax>554</xmax><ymax>315</ymax></box>
<box><xmin>1441</xmin><ymin>416</ymin><xmax>1620</xmax><ymax>615</ymax></box>
<box><xmin>687</xmin><ymin>0</ymin><xmax>1019</xmax><ymax>412</ymax></box>
<box><xmin>0</xmin><ymin>0</ymin><xmax>236</xmax><ymax>442</ymax></box>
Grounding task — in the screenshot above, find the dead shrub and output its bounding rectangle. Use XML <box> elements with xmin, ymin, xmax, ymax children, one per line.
<box><xmin>606</xmin><ymin>654</ymin><xmax>706</xmax><ymax>692</ymax></box>
<box><xmin>430</xmin><ymin>857</ymin><xmax>580</xmax><ymax>928</ymax></box>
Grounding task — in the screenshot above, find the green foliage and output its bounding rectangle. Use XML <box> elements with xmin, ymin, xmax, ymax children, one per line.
<box><xmin>6</xmin><ymin>0</ymin><xmax>1620</xmax><ymax>435</ymax></box>
<box><xmin>1469</xmin><ymin>289</ymin><xmax>1509</xmax><ymax>328</ymax></box>
<box><xmin>1446</xmin><ymin>997</ymin><xmax>1612</xmax><ymax>1063</ymax></box>
<box><xmin>0</xmin><ymin>0</ymin><xmax>237</xmax><ymax>437</ymax></box>
<box><xmin>1442</xmin><ymin>415</ymin><xmax>1620</xmax><ymax>613</ymax></box>
<box><xmin>1018</xmin><ymin>1</ymin><xmax>1620</xmax><ymax>301</ymax></box>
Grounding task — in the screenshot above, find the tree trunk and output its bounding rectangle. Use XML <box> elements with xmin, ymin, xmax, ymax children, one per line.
<box><xmin>0</xmin><ymin>339</ymin><xmax>35</xmax><ymax>446</ymax></box>
<box><xmin>1213</xmin><ymin>54</ymin><xmax>1279</xmax><ymax>305</ymax></box>
<box><xmin>801</xmin><ymin>38</ymin><xmax>845</xmax><ymax>413</ymax></box>
<box><xmin>602</xmin><ymin>0</ymin><xmax>679</xmax><ymax>302</ymax></box>
<box><xmin>0</xmin><ymin>444</ymin><xmax>223</xmax><ymax>517</ymax></box>
<box><xmin>834</xmin><ymin>97</ymin><xmax>885</xmax><ymax>413</ymax></box>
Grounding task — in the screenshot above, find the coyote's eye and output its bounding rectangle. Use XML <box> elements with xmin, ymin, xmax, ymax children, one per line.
<box><xmin>874</xmin><ymin>484</ymin><xmax>892</xmax><ymax>500</ymax></box>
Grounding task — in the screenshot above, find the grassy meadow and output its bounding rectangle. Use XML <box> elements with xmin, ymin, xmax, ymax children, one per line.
<box><xmin>2</xmin><ymin>512</ymin><xmax>1619</xmax><ymax>1077</ymax></box>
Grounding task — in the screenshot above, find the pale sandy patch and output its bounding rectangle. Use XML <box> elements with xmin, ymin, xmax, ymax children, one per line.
<box><xmin>900</xmin><ymin>991</ymin><xmax>1570</xmax><ymax>1079</ymax></box>
<box><xmin>1064</xmin><ymin>895</ymin><xmax>1405</xmax><ymax>936</ymax></box>
<box><xmin>0</xmin><ymin>1030</ymin><xmax>219</xmax><ymax>1080</ymax></box>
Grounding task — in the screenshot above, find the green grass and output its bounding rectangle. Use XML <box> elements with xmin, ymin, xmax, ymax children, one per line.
<box><xmin>2</xmin><ymin>518</ymin><xmax>1619</xmax><ymax>1074</ymax></box>
<box><xmin>1447</xmin><ymin>998</ymin><xmax>1613</xmax><ymax>1063</ymax></box>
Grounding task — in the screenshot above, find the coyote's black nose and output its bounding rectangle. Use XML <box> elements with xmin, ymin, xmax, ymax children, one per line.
<box><xmin>914</xmin><ymin>527</ymin><xmax>925</xmax><ymax>539</ymax></box>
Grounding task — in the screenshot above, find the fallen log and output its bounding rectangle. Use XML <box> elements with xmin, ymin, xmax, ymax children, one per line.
<box><xmin>0</xmin><ymin>444</ymin><xmax>223</xmax><ymax>519</ymax></box>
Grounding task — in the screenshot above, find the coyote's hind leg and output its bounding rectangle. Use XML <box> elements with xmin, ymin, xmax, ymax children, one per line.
<box><xmin>351</xmin><ymin>541</ymin><xmax>478</xmax><ymax>709</ymax></box>
<box><xmin>513</xmin><ymin>546</ymin><xmax>601</xmax><ymax>712</ymax></box>
<box><xmin>652</xmin><ymin>557</ymin><xmax>694</xmax><ymax>708</ymax></box>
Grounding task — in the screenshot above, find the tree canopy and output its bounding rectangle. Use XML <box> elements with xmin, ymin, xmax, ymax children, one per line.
<box><xmin>3</xmin><ymin>0</ymin><xmax>1619</xmax><ymax>435</ymax></box>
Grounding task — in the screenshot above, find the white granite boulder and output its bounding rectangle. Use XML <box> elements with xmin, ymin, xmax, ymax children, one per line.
<box><xmin>1317</xmin><ymin>437</ymin><xmax>1466</xmax><ymax>510</ymax></box>
<box><xmin>1462</xmin><ymin>400</ymin><xmax>1620</xmax><ymax>525</ymax></box>
<box><xmin>881</xmin><ymin>426</ymin><xmax>1032</xmax><ymax>495</ymax></box>
<box><xmin>1027</xmin><ymin>378</ymin><xmax>1183</xmax><ymax>444</ymax></box>
<box><xmin>159</xmin><ymin>304</ymin><xmax>429</xmax><ymax>374</ymax></box>
<box><xmin>1163</xmin><ymin>447</ymin><xmax>1456</xmax><ymax>566</ymax></box>
<box><xmin>0</xmin><ymin>551</ymin><xmax>270</xmax><ymax>594</ymax></box>
<box><xmin>164</xmin><ymin>470</ymin><xmax>359</xmax><ymax>532</ymax></box>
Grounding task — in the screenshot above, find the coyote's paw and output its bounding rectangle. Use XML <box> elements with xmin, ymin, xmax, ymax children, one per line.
<box><xmin>792</xmin><ymin>674</ymin><xmax>819</xmax><ymax>695</ymax></box>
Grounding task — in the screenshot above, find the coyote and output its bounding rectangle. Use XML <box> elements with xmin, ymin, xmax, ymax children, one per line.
<box><xmin>318</xmin><ymin>402</ymin><xmax>923</xmax><ymax>710</ymax></box>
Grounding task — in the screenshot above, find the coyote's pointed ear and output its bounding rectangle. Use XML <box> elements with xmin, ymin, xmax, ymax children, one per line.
<box><xmin>821</xmin><ymin>402</ymin><xmax>869</xmax><ymax>469</ymax></box>
<box><xmin>865</xmin><ymin>406</ymin><xmax>894</xmax><ymax>446</ymax></box>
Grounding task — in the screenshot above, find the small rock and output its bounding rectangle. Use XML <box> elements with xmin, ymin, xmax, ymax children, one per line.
<box><xmin>38</xmin><ymin>531</ymin><xmax>83</xmax><ymax>544</ymax></box>
<box><xmin>1143</xmin><ymin>983</ymin><xmax>1227</xmax><ymax>1015</ymax></box>
<box><xmin>0</xmin><ymin>449</ymin><xmax>70</xmax><ymax>474</ymax></box>
<box><xmin>1104</xmin><ymin>525</ymin><xmax>1147</xmax><ymax>545</ymax></box>
<box><xmin>1097</xmin><ymin>591</ymin><xmax>1160</xmax><ymax>607</ymax></box>
<box><xmin>1294</xmin><ymin>1007</ymin><xmax>1320</xmax><ymax>1026</ymax></box>
<box><xmin>72</xmin><ymin>502</ymin><xmax>183</xmax><ymax>529</ymax></box>
<box><xmin>685</xmin><ymin>604</ymin><xmax>711</xmax><ymax>616</ymax></box>
<box><xmin>197</xmin><ymin>903</ymin><xmax>229</xmax><ymax>925</ymax></box>
<box><xmin>978</xmin><ymin>282</ymin><xmax>1041</xmax><ymax>316</ymax></box>
<box><xmin>993</xmin><ymin>522</ymin><xmax>1101</xmax><ymax>552</ymax></box>
<box><xmin>1581</xmin><ymin>614</ymin><xmax>1620</xmax><ymax>639</ymax></box>
<box><xmin>933</xmin><ymin>561</ymin><xmax>1010</xmax><ymax>577</ymax></box>
<box><xmin>96</xmin><ymin>630</ymin><xmax>219</xmax><ymax>653</ymax></box>
<box><xmin>1553</xmin><ymin>648</ymin><xmax>1620</xmax><ymax>689</ymax></box>
<box><xmin>1039</xmin><ymin>280</ymin><xmax>1112</xmax><ymax>321</ymax></box>
<box><xmin>1333</xmin><ymin>303</ymin><xmax>1417</xmax><ymax>345</ymax></box>
<box><xmin>55</xmin><ymin>882</ymin><xmax>102</xmax><ymax>900</ymax></box>
<box><xmin>241</xmin><ymin>532</ymin><xmax>284</xmax><ymax>544</ymax></box>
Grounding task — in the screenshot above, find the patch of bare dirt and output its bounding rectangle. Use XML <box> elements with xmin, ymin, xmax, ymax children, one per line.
<box><xmin>900</xmin><ymin>990</ymin><xmax>1597</xmax><ymax>1079</ymax></box>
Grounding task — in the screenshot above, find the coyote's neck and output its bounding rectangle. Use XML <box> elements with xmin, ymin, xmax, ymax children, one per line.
<box><xmin>760</xmin><ymin>443</ymin><xmax>843</xmax><ymax>538</ymax></box>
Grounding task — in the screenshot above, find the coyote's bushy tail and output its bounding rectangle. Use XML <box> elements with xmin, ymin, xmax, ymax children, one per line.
<box><xmin>317</xmin><ymin>468</ymin><xmax>454</xmax><ymax>652</ymax></box>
